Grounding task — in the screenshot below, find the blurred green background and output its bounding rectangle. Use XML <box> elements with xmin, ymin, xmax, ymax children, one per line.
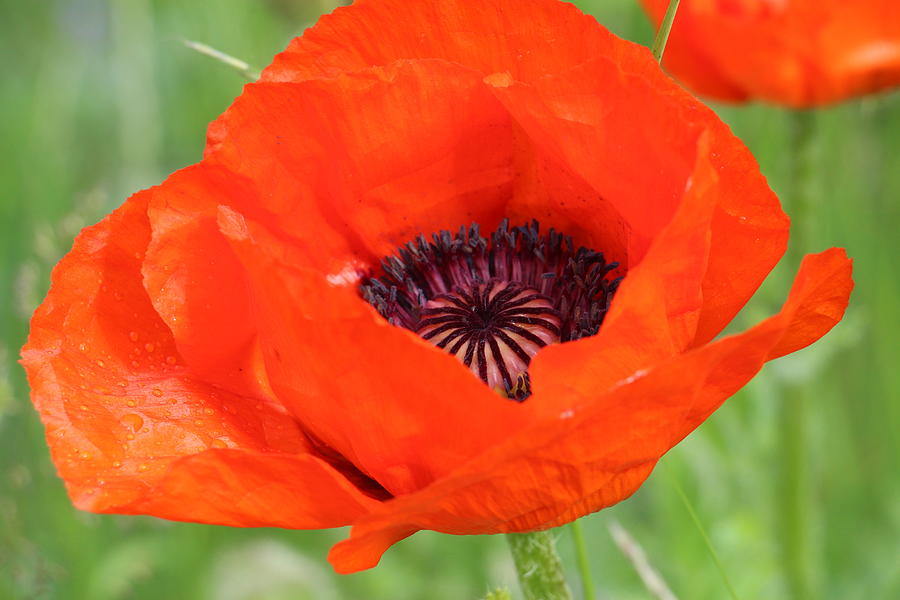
<box><xmin>1</xmin><ymin>1</ymin><xmax>897</xmax><ymax>598</ymax></box>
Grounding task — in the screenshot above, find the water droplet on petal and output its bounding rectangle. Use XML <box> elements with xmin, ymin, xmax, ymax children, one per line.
<box><xmin>96</xmin><ymin>360</ymin><xmax>105</xmax><ymax>368</ymax></box>
<box><xmin>129</xmin><ymin>331</ymin><xmax>139</xmax><ymax>342</ymax></box>
<box><xmin>165</xmin><ymin>356</ymin><xmax>177</xmax><ymax>365</ymax></box>
<box><xmin>126</xmin><ymin>400</ymin><xmax>136</xmax><ymax>407</ymax></box>
<box><xmin>144</xmin><ymin>343</ymin><xmax>155</xmax><ymax>353</ymax></box>
<box><xmin>151</xmin><ymin>388</ymin><xmax>163</xmax><ymax>397</ymax></box>
<box><xmin>210</xmin><ymin>439</ymin><xmax>227</xmax><ymax>449</ymax></box>
<box><xmin>203</xmin><ymin>407</ymin><xmax>214</xmax><ymax>416</ymax></box>
<box><xmin>112</xmin><ymin>461</ymin><xmax>122</xmax><ymax>468</ymax></box>
<box><xmin>137</xmin><ymin>463</ymin><xmax>150</xmax><ymax>472</ymax></box>
<box><xmin>121</xmin><ymin>413</ymin><xmax>143</xmax><ymax>432</ymax></box>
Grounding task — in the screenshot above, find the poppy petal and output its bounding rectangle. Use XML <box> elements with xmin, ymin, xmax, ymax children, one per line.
<box><xmin>115</xmin><ymin>449</ymin><xmax>380</xmax><ymax>528</ymax></box>
<box><xmin>219</xmin><ymin>208</ymin><xmax>535</xmax><ymax>497</ymax></box>
<box><xmin>489</xmin><ymin>59</ymin><xmax>699</xmax><ymax>259</ymax></box>
<box><xmin>640</xmin><ymin>0</ymin><xmax>752</xmax><ymax>103</ymax></box>
<box><xmin>328</xmin><ymin>248</ymin><xmax>852</xmax><ymax>573</ymax></box>
<box><xmin>22</xmin><ymin>193</ymin><xmax>379</xmax><ymax>527</ymax></box>
<box><xmin>206</xmin><ymin>60</ymin><xmax>516</xmax><ymax>264</ymax></box>
<box><xmin>141</xmin><ymin>163</ymin><xmax>266</xmax><ymax>398</ymax></box>
<box><xmin>526</xmin><ymin>130</ymin><xmax>721</xmax><ymax>416</ymax></box>
<box><xmin>260</xmin><ymin>0</ymin><xmax>619</xmax><ymax>84</ymax></box>
<box><xmin>488</xmin><ymin>53</ymin><xmax>787</xmax><ymax>351</ymax></box>
<box><xmin>641</xmin><ymin>0</ymin><xmax>900</xmax><ymax>106</ymax></box>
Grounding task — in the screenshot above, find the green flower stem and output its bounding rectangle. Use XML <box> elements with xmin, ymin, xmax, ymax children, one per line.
<box><xmin>506</xmin><ymin>531</ymin><xmax>573</xmax><ymax>600</ymax></box>
<box><xmin>570</xmin><ymin>520</ymin><xmax>596</xmax><ymax>600</ymax></box>
<box><xmin>778</xmin><ymin>109</ymin><xmax>818</xmax><ymax>600</ymax></box>
<box><xmin>651</xmin><ymin>0</ymin><xmax>681</xmax><ymax>62</ymax></box>
<box><xmin>785</xmin><ymin>110</ymin><xmax>817</xmax><ymax>263</ymax></box>
<box><xmin>778</xmin><ymin>384</ymin><xmax>813</xmax><ymax>599</ymax></box>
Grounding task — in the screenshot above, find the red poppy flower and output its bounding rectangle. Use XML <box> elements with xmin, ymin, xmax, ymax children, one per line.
<box><xmin>23</xmin><ymin>0</ymin><xmax>852</xmax><ymax>573</ymax></box>
<box><xmin>640</xmin><ymin>0</ymin><xmax>900</xmax><ymax>106</ymax></box>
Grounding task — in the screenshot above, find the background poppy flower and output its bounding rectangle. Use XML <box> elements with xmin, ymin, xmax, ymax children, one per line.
<box><xmin>640</xmin><ymin>0</ymin><xmax>900</xmax><ymax>106</ymax></box>
<box><xmin>22</xmin><ymin>0</ymin><xmax>852</xmax><ymax>574</ymax></box>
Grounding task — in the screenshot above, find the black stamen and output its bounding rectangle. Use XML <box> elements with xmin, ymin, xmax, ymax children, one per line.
<box><xmin>360</xmin><ymin>220</ymin><xmax>621</xmax><ymax>400</ymax></box>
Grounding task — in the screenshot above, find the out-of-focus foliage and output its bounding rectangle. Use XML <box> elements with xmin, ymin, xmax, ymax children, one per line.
<box><xmin>1</xmin><ymin>1</ymin><xmax>898</xmax><ymax>598</ymax></box>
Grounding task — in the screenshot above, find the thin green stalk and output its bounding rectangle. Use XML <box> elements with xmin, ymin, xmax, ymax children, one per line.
<box><xmin>506</xmin><ymin>531</ymin><xmax>573</xmax><ymax>600</ymax></box>
<box><xmin>570</xmin><ymin>520</ymin><xmax>596</xmax><ymax>600</ymax></box>
<box><xmin>608</xmin><ymin>521</ymin><xmax>677</xmax><ymax>600</ymax></box>
<box><xmin>651</xmin><ymin>0</ymin><xmax>681</xmax><ymax>62</ymax></box>
<box><xmin>182</xmin><ymin>39</ymin><xmax>261</xmax><ymax>80</ymax></box>
<box><xmin>778</xmin><ymin>109</ymin><xmax>818</xmax><ymax>600</ymax></box>
<box><xmin>670</xmin><ymin>474</ymin><xmax>740</xmax><ymax>600</ymax></box>
<box><xmin>778</xmin><ymin>384</ymin><xmax>813</xmax><ymax>600</ymax></box>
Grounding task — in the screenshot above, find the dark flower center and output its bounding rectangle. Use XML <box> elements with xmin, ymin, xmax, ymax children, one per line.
<box><xmin>417</xmin><ymin>280</ymin><xmax>560</xmax><ymax>398</ymax></box>
<box><xmin>361</xmin><ymin>220</ymin><xmax>620</xmax><ymax>401</ymax></box>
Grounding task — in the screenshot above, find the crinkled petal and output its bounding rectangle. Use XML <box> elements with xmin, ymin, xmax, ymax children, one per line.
<box><xmin>219</xmin><ymin>208</ymin><xmax>533</xmax><ymax>496</ymax></box>
<box><xmin>488</xmin><ymin>52</ymin><xmax>787</xmax><ymax>359</ymax></box>
<box><xmin>22</xmin><ymin>193</ymin><xmax>379</xmax><ymax>527</ymax></box>
<box><xmin>206</xmin><ymin>60</ymin><xmax>516</xmax><ymax>264</ymax></box>
<box><xmin>122</xmin><ymin>450</ymin><xmax>380</xmax><ymax>528</ymax></box>
<box><xmin>260</xmin><ymin>0</ymin><xmax>620</xmax><ymax>84</ymax></box>
<box><xmin>488</xmin><ymin>55</ymin><xmax>703</xmax><ymax>260</ymax></box>
<box><xmin>527</xmin><ymin>130</ymin><xmax>720</xmax><ymax>415</ymax></box>
<box><xmin>328</xmin><ymin>248</ymin><xmax>852</xmax><ymax>573</ymax></box>
<box><xmin>141</xmin><ymin>163</ymin><xmax>268</xmax><ymax>398</ymax></box>
<box><xmin>642</xmin><ymin>0</ymin><xmax>900</xmax><ymax>106</ymax></box>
